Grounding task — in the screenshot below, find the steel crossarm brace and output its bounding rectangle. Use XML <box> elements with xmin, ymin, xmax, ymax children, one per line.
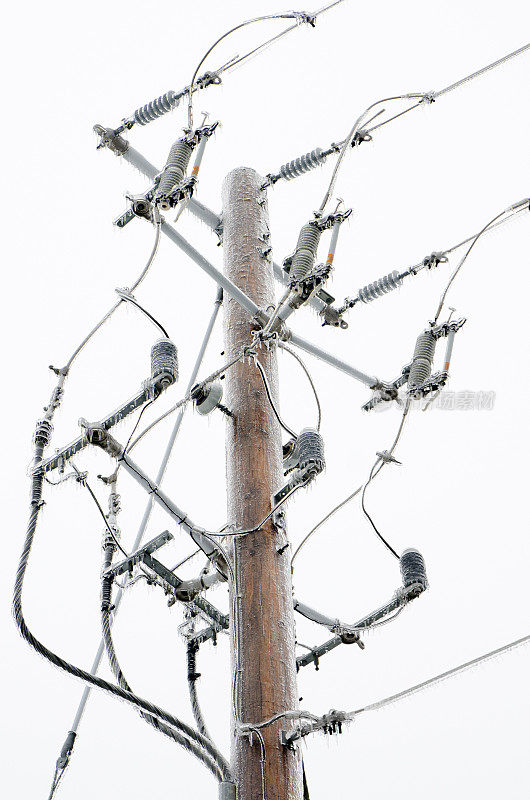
<box><xmin>296</xmin><ymin>636</ymin><xmax>343</xmax><ymax>670</ymax></box>
<box><xmin>159</xmin><ymin>221</ymin><xmax>259</xmax><ymax>318</ymax></box>
<box><xmin>119</xmin><ymin>143</ymin><xmax>327</xmax><ymax>313</ymax></box>
<box><xmin>31</xmin><ymin>383</ymin><xmax>157</xmax><ymax>475</ymax></box>
<box><xmin>294</xmin><ymin>593</ymin><xmax>403</xmax><ymax>633</ymax></box>
<box><xmin>141</xmin><ymin>553</ymin><xmax>228</xmax><ymax>625</ymax></box>
<box><xmin>288</xmin><ymin>332</ymin><xmax>378</xmax><ymax>388</ymax></box>
<box><xmin>114</xmin><ymin>446</ymin><xmax>225</xmax><ymax>570</ymax></box>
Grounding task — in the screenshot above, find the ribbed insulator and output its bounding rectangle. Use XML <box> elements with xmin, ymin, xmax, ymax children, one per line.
<box><xmin>151</xmin><ymin>338</ymin><xmax>178</xmax><ymax>391</ymax></box>
<box><xmin>358</xmin><ymin>271</ymin><xmax>403</xmax><ymax>303</ymax></box>
<box><xmin>279</xmin><ymin>147</ymin><xmax>327</xmax><ymax>181</ymax></box>
<box><xmin>34</xmin><ymin>419</ymin><xmax>53</xmax><ymax>449</ymax></box>
<box><xmin>290</xmin><ymin>223</ymin><xmax>322</xmax><ymax>282</ymax></box>
<box><xmin>297</xmin><ymin>428</ymin><xmax>325</xmax><ymax>479</ymax></box>
<box><xmin>400</xmin><ymin>548</ymin><xmax>428</xmax><ymax>595</ymax></box>
<box><xmin>134</xmin><ymin>90</ymin><xmax>181</xmax><ymax>126</ymax></box>
<box><xmin>155</xmin><ymin>139</ymin><xmax>193</xmax><ymax>206</ymax></box>
<box><xmin>408</xmin><ymin>330</ymin><xmax>436</xmax><ymax>389</ymax></box>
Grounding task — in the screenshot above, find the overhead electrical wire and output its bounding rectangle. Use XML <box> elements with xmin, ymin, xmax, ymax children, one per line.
<box><xmin>279</xmin><ymin>343</ymin><xmax>322</xmax><ymax>432</ymax></box>
<box><xmin>18</xmin><ymin>7</ymin><xmax>530</xmax><ymax>797</ymax></box>
<box><xmin>433</xmin><ymin>198</ymin><xmax>529</xmax><ymax>323</ymax></box>
<box><xmin>64</xmin><ymin>218</ymin><xmax>162</xmax><ymax>372</ymax></box>
<box><xmin>187</xmin><ymin>11</ymin><xmax>317</xmax><ymax>131</ymax></box>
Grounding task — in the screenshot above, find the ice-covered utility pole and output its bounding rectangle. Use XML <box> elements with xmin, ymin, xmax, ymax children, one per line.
<box><xmin>222</xmin><ymin>168</ymin><xmax>302</xmax><ymax>800</ymax></box>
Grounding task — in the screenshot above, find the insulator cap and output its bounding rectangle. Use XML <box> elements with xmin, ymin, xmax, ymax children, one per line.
<box><xmin>151</xmin><ymin>338</ymin><xmax>178</xmax><ymax>392</ymax></box>
<box><xmin>400</xmin><ymin>548</ymin><xmax>428</xmax><ymax>596</ymax></box>
<box><xmin>297</xmin><ymin>428</ymin><xmax>325</xmax><ymax>479</ymax></box>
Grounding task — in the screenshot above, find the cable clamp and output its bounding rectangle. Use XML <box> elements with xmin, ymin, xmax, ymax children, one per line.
<box><xmin>423</xmin><ymin>251</ymin><xmax>448</xmax><ymax>270</ymax></box>
<box><xmin>93</xmin><ymin>124</ymin><xmax>129</xmax><ymax>155</ymax></box>
<box><xmin>420</xmin><ymin>91</ymin><xmax>436</xmax><ymax>104</ymax></box>
<box><xmin>292</xmin><ymin>11</ymin><xmax>317</xmax><ymax>26</ymax></box>
<box><xmin>376</xmin><ymin>450</ymin><xmax>401</xmax><ymax>465</ymax></box>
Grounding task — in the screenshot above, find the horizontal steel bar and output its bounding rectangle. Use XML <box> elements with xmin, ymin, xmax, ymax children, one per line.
<box><xmin>120</xmin><ymin>143</ymin><xmax>327</xmax><ymax>313</ymax></box>
<box><xmin>296</xmin><ymin>636</ymin><xmax>342</xmax><ymax>669</ymax></box>
<box><xmin>34</xmin><ymin>383</ymin><xmax>155</xmax><ymax>474</ymax></box>
<box><xmin>289</xmin><ymin>332</ymin><xmax>378</xmax><ymax>388</ymax></box>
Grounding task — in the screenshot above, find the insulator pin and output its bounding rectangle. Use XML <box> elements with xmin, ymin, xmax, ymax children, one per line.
<box><xmin>133</xmin><ymin>90</ymin><xmax>181</xmax><ymax>126</ymax></box>
<box><xmin>400</xmin><ymin>548</ymin><xmax>428</xmax><ymax>596</ymax></box>
<box><xmin>408</xmin><ymin>330</ymin><xmax>436</xmax><ymax>389</ymax></box>
<box><xmin>151</xmin><ymin>338</ymin><xmax>178</xmax><ymax>392</ymax></box>
<box><xmin>358</xmin><ymin>270</ymin><xmax>403</xmax><ymax>303</ymax></box>
<box><xmin>279</xmin><ymin>147</ymin><xmax>327</xmax><ymax>181</ymax></box>
<box><xmin>155</xmin><ymin>139</ymin><xmax>194</xmax><ymax>208</ymax></box>
<box><xmin>297</xmin><ymin>428</ymin><xmax>325</xmax><ymax>479</ymax></box>
<box><xmin>192</xmin><ymin>381</ymin><xmax>224</xmax><ymax>415</ymax></box>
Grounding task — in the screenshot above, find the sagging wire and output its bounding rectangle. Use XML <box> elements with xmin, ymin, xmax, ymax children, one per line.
<box><xmin>318</xmin><ymin>94</ymin><xmax>428</xmax><ymax>215</ymax></box>
<box><xmin>433</xmin><ymin>198</ymin><xmax>529</xmax><ymax>324</ymax></box>
<box><xmin>279</xmin><ymin>342</ymin><xmax>322</xmax><ymax>432</ymax></box>
<box><xmin>360</xmin><ymin>400</ymin><xmax>410</xmax><ymax>559</ymax></box>
<box><xmin>64</xmin><ymin>216</ymin><xmax>162</xmax><ymax>373</ymax></box>
<box><xmin>292</xmin><ymin>400</ymin><xmax>410</xmax><ymax>567</ymax></box>
<box><xmin>115</xmin><ymin>288</ymin><xmax>170</xmax><ymax>338</ymax></box>
<box><xmin>187</xmin><ymin>10</ymin><xmax>319</xmax><ymax>131</ymax></box>
<box><xmin>254</xmin><ymin>356</ymin><xmax>297</xmax><ymax>438</ymax></box>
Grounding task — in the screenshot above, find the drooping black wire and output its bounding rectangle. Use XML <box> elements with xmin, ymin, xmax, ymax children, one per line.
<box><xmin>13</xmin><ymin>470</ymin><xmax>232</xmax><ymax>783</ymax></box>
<box><xmin>71</xmin><ymin>465</ymin><xmax>129</xmax><ymax>559</ymax></box>
<box><xmin>254</xmin><ymin>357</ymin><xmax>297</xmax><ymax>438</ymax></box>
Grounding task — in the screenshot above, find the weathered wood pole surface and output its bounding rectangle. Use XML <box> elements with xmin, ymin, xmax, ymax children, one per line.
<box><xmin>222</xmin><ymin>167</ymin><xmax>302</xmax><ymax>800</ymax></box>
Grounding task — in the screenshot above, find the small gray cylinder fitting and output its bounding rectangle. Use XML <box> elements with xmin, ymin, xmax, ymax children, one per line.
<box><xmin>151</xmin><ymin>338</ymin><xmax>178</xmax><ymax>393</ymax></box>
<box><xmin>400</xmin><ymin>548</ymin><xmax>428</xmax><ymax>596</ymax></box>
<box><xmin>219</xmin><ymin>782</ymin><xmax>236</xmax><ymax>800</ymax></box>
<box><xmin>297</xmin><ymin>428</ymin><xmax>325</xmax><ymax>479</ymax></box>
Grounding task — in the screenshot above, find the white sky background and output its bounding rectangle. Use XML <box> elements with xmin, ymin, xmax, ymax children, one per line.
<box><xmin>2</xmin><ymin>0</ymin><xmax>529</xmax><ymax>797</ymax></box>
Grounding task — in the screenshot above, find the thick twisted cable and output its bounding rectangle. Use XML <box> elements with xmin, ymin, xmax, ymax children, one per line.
<box><xmin>101</xmin><ymin>605</ymin><xmax>223</xmax><ymax>780</ymax></box>
<box><xmin>13</xmin><ymin>490</ymin><xmax>232</xmax><ymax>782</ymax></box>
<box><xmin>187</xmin><ymin>643</ymin><xmax>213</xmax><ymax>742</ymax></box>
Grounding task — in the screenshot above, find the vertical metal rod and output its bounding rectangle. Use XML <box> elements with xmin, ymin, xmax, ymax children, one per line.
<box><xmin>223</xmin><ymin>167</ymin><xmax>302</xmax><ymax>800</ymax></box>
<box><xmin>66</xmin><ymin>289</ymin><xmax>223</xmax><ymax>734</ymax></box>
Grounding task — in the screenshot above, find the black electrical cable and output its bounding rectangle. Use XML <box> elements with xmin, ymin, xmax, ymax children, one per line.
<box><xmin>115</xmin><ymin>290</ymin><xmax>170</xmax><ymax>338</ymax></box>
<box><xmin>187</xmin><ymin>640</ymin><xmax>213</xmax><ymax>742</ymax></box>
<box><xmin>360</xmin><ymin>460</ymin><xmax>400</xmax><ymax>560</ymax></box>
<box><xmin>254</xmin><ymin>357</ymin><xmax>297</xmax><ymax>438</ymax></box>
<box><xmin>100</xmin><ymin>559</ymin><xmax>225</xmax><ymax>780</ymax></box>
<box><xmin>13</xmin><ymin>470</ymin><xmax>233</xmax><ymax>783</ymax></box>
<box><xmin>71</xmin><ymin>466</ymin><xmax>129</xmax><ymax>559</ymax></box>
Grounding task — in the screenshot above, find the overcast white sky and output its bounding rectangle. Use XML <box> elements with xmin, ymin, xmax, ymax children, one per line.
<box><xmin>2</xmin><ymin>1</ymin><xmax>529</xmax><ymax>798</ymax></box>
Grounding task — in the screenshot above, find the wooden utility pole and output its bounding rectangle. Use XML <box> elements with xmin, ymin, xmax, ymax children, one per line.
<box><xmin>223</xmin><ymin>168</ymin><xmax>302</xmax><ymax>800</ymax></box>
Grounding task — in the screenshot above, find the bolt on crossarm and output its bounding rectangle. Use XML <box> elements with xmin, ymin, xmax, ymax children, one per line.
<box><xmin>222</xmin><ymin>167</ymin><xmax>302</xmax><ymax>800</ymax></box>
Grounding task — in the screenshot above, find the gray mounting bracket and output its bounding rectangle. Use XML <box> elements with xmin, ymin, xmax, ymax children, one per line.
<box><xmin>104</xmin><ymin>531</ymin><xmax>173</xmax><ymax>579</ymax></box>
<box><xmin>32</xmin><ymin>378</ymin><xmax>161</xmax><ymax>475</ymax></box>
